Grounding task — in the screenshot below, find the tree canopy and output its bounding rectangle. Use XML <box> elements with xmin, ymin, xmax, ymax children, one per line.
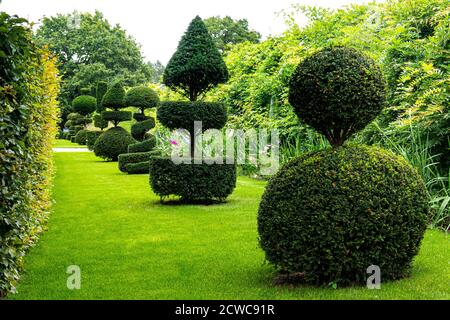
<box><xmin>204</xmin><ymin>16</ymin><xmax>261</xmax><ymax>53</ymax></box>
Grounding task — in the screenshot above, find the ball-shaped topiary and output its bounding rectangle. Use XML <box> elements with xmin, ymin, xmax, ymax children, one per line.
<box><xmin>93</xmin><ymin>127</ymin><xmax>136</xmax><ymax>161</ymax></box>
<box><xmin>101</xmin><ymin>82</ymin><xmax>126</xmax><ymax>110</ymax></box>
<box><xmin>85</xmin><ymin>130</ymin><xmax>103</xmax><ymax>151</ymax></box>
<box><xmin>288</xmin><ymin>47</ymin><xmax>386</xmax><ymax>147</ymax></box>
<box><xmin>258</xmin><ymin>145</ymin><xmax>429</xmax><ymax>286</ymax></box>
<box><xmin>125</xmin><ymin>86</ymin><xmax>160</xmax><ymax>115</ymax></box>
<box><xmin>72</xmin><ymin>95</ymin><xmax>97</xmax><ymax>116</ymax></box>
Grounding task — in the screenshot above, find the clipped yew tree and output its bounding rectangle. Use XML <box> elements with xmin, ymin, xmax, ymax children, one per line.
<box><xmin>118</xmin><ymin>87</ymin><xmax>160</xmax><ymax>174</ymax></box>
<box><xmin>72</xmin><ymin>95</ymin><xmax>97</xmax><ymax>145</ymax></box>
<box><xmin>150</xmin><ymin>16</ymin><xmax>236</xmax><ymax>201</ymax></box>
<box><xmin>258</xmin><ymin>47</ymin><xmax>429</xmax><ymax>286</ymax></box>
<box><xmin>94</xmin><ymin>82</ymin><xmax>135</xmax><ymax>161</ymax></box>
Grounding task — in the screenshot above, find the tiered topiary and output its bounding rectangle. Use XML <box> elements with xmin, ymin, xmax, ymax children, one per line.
<box><xmin>72</xmin><ymin>94</ymin><xmax>97</xmax><ymax>145</ymax></box>
<box><xmin>118</xmin><ymin>86</ymin><xmax>160</xmax><ymax>174</ymax></box>
<box><xmin>257</xmin><ymin>47</ymin><xmax>429</xmax><ymax>286</ymax></box>
<box><xmin>94</xmin><ymin>82</ymin><xmax>135</xmax><ymax>161</ymax></box>
<box><xmin>65</xmin><ymin>112</ymin><xmax>86</xmax><ymax>141</ymax></box>
<box><xmin>149</xmin><ymin>16</ymin><xmax>236</xmax><ymax>202</ymax></box>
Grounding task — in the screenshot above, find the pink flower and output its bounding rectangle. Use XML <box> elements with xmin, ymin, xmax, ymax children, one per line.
<box><xmin>170</xmin><ymin>140</ymin><xmax>178</xmax><ymax>146</ymax></box>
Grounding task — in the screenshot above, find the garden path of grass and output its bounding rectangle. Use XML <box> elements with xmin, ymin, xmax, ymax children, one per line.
<box><xmin>10</xmin><ymin>151</ymin><xmax>450</xmax><ymax>299</ymax></box>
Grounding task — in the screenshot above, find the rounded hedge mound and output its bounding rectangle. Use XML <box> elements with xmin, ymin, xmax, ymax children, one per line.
<box><xmin>131</xmin><ymin>118</ymin><xmax>155</xmax><ymax>141</ymax></box>
<box><xmin>288</xmin><ymin>47</ymin><xmax>386</xmax><ymax>147</ymax></box>
<box><xmin>125</xmin><ymin>86</ymin><xmax>160</xmax><ymax>111</ymax></box>
<box><xmin>93</xmin><ymin>127</ymin><xmax>136</xmax><ymax>161</ymax></box>
<box><xmin>258</xmin><ymin>145</ymin><xmax>429</xmax><ymax>286</ymax></box>
<box><xmin>128</xmin><ymin>136</ymin><xmax>156</xmax><ymax>153</ymax></box>
<box><xmin>72</xmin><ymin>95</ymin><xmax>97</xmax><ymax>116</ymax></box>
<box><xmin>86</xmin><ymin>131</ymin><xmax>103</xmax><ymax>151</ymax></box>
<box><xmin>157</xmin><ymin>101</ymin><xmax>227</xmax><ymax>132</ymax></box>
<box><xmin>74</xmin><ymin>129</ymin><xmax>89</xmax><ymax>145</ymax></box>
<box><xmin>149</xmin><ymin>157</ymin><xmax>237</xmax><ymax>201</ymax></box>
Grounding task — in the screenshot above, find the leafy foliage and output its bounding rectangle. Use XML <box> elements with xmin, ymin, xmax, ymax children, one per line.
<box><xmin>74</xmin><ymin>129</ymin><xmax>89</xmax><ymax>145</ymax></box>
<box><xmin>72</xmin><ymin>95</ymin><xmax>97</xmax><ymax>116</ymax></box>
<box><xmin>150</xmin><ymin>157</ymin><xmax>237</xmax><ymax>201</ymax></box>
<box><xmin>85</xmin><ymin>131</ymin><xmax>103</xmax><ymax>151</ymax></box>
<box><xmin>102</xmin><ymin>82</ymin><xmax>126</xmax><ymax>110</ymax></box>
<box><xmin>289</xmin><ymin>47</ymin><xmax>386</xmax><ymax>147</ymax></box>
<box><xmin>163</xmin><ymin>16</ymin><xmax>229</xmax><ymax>101</ymax></box>
<box><xmin>204</xmin><ymin>16</ymin><xmax>261</xmax><ymax>53</ymax></box>
<box><xmin>118</xmin><ymin>151</ymin><xmax>156</xmax><ymax>173</ymax></box>
<box><xmin>96</xmin><ymin>81</ymin><xmax>108</xmax><ymax>112</ymax></box>
<box><xmin>258</xmin><ymin>145</ymin><xmax>429</xmax><ymax>285</ymax></box>
<box><xmin>131</xmin><ymin>118</ymin><xmax>156</xmax><ymax>141</ymax></box>
<box><xmin>128</xmin><ymin>136</ymin><xmax>156</xmax><ymax>153</ymax></box>
<box><xmin>93</xmin><ymin>114</ymin><xmax>108</xmax><ymax>130</ymax></box>
<box><xmin>125</xmin><ymin>86</ymin><xmax>160</xmax><ymax>114</ymax></box>
<box><xmin>0</xmin><ymin>13</ymin><xmax>59</xmax><ymax>296</ymax></box>
<box><xmin>101</xmin><ymin>111</ymin><xmax>132</xmax><ymax>126</ymax></box>
<box><xmin>93</xmin><ymin>127</ymin><xmax>136</xmax><ymax>161</ymax></box>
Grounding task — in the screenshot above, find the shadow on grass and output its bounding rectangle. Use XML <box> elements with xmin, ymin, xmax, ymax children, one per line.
<box><xmin>150</xmin><ymin>197</ymin><xmax>232</xmax><ymax>206</ymax></box>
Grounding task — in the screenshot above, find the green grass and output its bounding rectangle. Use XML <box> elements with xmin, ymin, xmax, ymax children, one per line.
<box><xmin>53</xmin><ymin>139</ymin><xmax>86</xmax><ymax>148</ymax></box>
<box><xmin>10</xmin><ymin>152</ymin><xmax>450</xmax><ymax>299</ymax></box>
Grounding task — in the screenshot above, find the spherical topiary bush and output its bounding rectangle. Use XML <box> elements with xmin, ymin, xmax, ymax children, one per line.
<box><xmin>72</xmin><ymin>95</ymin><xmax>97</xmax><ymax>116</ymax></box>
<box><xmin>288</xmin><ymin>47</ymin><xmax>386</xmax><ymax>147</ymax></box>
<box><xmin>125</xmin><ymin>86</ymin><xmax>160</xmax><ymax>114</ymax></box>
<box><xmin>74</xmin><ymin>129</ymin><xmax>89</xmax><ymax>145</ymax></box>
<box><xmin>102</xmin><ymin>82</ymin><xmax>126</xmax><ymax>110</ymax></box>
<box><xmin>258</xmin><ymin>145</ymin><xmax>429</xmax><ymax>285</ymax></box>
<box><xmin>93</xmin><ymin>127</ymin><xmax>136</xmax><ymax>161</ymax></box>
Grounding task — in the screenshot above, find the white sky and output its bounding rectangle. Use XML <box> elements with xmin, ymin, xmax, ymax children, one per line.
<box><xmin>1</xmin><ymin>0</ymin><xmax>376</xmax><ymax>64</ymax></box>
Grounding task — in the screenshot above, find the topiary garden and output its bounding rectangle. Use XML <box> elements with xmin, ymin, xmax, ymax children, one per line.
<box><xmin>94</xmin><ymin>82</ymin><xmax>135</xmax><ymax>161</ymax></box>
<box><xmin>149</xmin><ymin>16</ymin><xmax>236</xmax><ymax>202</ymax></box>
<box><xmin>257</xmin><ymin>46</ymin><xmax>429</xmax><ymax>286</ymax></box>
<box><xmin>117</xmin><ymin>86</ymin><xmax>160</xmax><ymax>174</ymax></box>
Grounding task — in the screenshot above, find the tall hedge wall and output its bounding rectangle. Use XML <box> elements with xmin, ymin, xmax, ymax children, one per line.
<box><xmin>0</xmin><ymin>13</ymin><xmax>60</xmax><ymax>296</ymax></box>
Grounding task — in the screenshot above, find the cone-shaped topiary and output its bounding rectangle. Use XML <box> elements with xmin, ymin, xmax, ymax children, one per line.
<box><xmin>94</xmin><ymin>127</ymin><xmax>136</xmax><ymax>161</ymax></box>
<box><xmin>288</xmin><ymin>46</ymin><xmax>386</xmax><ymax>147</ymax></box>
<box><xmin>163</xmin><ymin>16</ymin><xmax>228</xmax><ymax>101</ymax></box>
<box><xmin>102</xmin><ymin>82</ymin><xmax>126</xmax><ymax>110</ymax></box>
<box><xmin>125</xmin><ymin>86</ymin><xmax>159</xmax><ymax>116</ymax></box>
<box><xmin>258</xmin><ymin>46</ymin><xmax>429</xmax><ymax>286</ymax></box>
<box><xmin>96</xmin><ymin>81</ymin><xmax>108</xmax><ymax>112</ymax></box>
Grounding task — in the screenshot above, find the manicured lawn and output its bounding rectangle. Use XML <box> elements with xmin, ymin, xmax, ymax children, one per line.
<box><xmin>53</xmin><ymin>139</ymin><xmax>86</xmax><ymax>148</ymax></box>
<box><xmin>10</xmin><ymin>152</ymin><xmax>450</xmax><ymax>299</ymax></box>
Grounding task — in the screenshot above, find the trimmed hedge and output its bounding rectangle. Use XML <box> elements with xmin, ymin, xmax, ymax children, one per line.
<box><xmin>131</xmin><ymin>118</ymin><xmax>155</xmax><ymax>141</ymax></box>
<box><xmin>118</xmin><ymin>151</ymin><xmax>156</xmax><ymax>173</ymax></box>
<box><xmin>101</xmin><ymin>110</ymin><xmax>132</xmax><ymax>126</ymax></box>
<box><xmin>72</xmin><ymin>95</ymin><xmax>97</xmax><ymax>116</ymax></box>
<box><xmin>102</xmin><ymin>82</ymin><xmax>126</xmax><ymax>110</ymax></box>
<box><xmin>85</xmin><ymin>131</ymin><xmax>103</xmax><ymax>151</ymax></box>
<box><xmin>125</xmin><ymin>86</ymin><xmax>159</xmax><ymax>112</ymax></box>
<box><xmin>258</xmin><ymin>145</ymin><xmax>429</xmax><ymax>286</ymax></box>
<box><xmin>128</xmin><ymin>136</ymin><xmax>156</xmax><ymax>153</ymax></box>
<box><xmin>126</xmin><ymin>161</ymin><xmax>151</xmax><ymax>174</ymax></box>
<box><xmin>94</xmin><ymin>127</ymin><xmax>136</xmax><ymax>161</ymax></box>
<box><xmin>149</xmin><ymin>157</ymin><xmax>237</xmax><ymax>201</ymax></box>
<box><xmin>0</xmin><ymin>13</ymin><xmax>59</xmax><ymax>296</ymax></box>
<box><xmin>157</xmin><ymin>101</ymin><xmax>227</xmax><ymax>132</ymax></box>
<box><xmin>288</xmin><ymin>46</ymin><xmax>386</xmax><ymax>147</ymax></box>
<box><xmin>74</xmin><ymin>129</ymin><xmax>89</xmax><ymax>145</ymax></box>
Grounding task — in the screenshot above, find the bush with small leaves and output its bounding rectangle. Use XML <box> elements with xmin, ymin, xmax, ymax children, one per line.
<box><xmin>102</xmin><ymin>82</ymin><xmax>126</xmax><ymax>111</ymax></box>
<box><xmin>101</xmin><ymin>111</ymin><xmax>132</xmax><ymax>126</ymax></box>
<box><xmin>288</xmin><ymin>46</ymin><xmax>386</xmax><ymax>147</ymax></box>
<box><xmin>258</xmin><ymin>145</ymin><xmax>429</xmax><ymax>285</ymax></box>
<box><xmin>118</xmin><ymin>151</ymin><xmax>157</xmax><ymax>173</ymax></box>
<box><xmin>72</xmin><ymin>95</ymin><xmax>97</xmax><ymax>116</ymax></box>
<box><xmin>86</xmin><ymin>131</ymin><xmax>103</xmax><ymax>151</ymax></box>
<box><xmin>93</xmin><ymin>127</ymin><xmax>136</xmax><ymax>161</ymax></box>
<box><xmin>125</xmin><ymin>161</ymin><xmax>151</xmax><ymax>174</ymax></box>
<box><xmin>128</xmin><ymin>136</ymin><xmax>156</xmax><ymax>153</ymax></box>
<box><xmin>74</xmin><ymin>129</ymin><xmax>89</xmax><ymax>145</ymax></box>
<box><xmin>96</xmin><ymin>81</ymin><xmax>108</xmax><ymax>112</ymax></box>
<box><xmin>94</xmin><ymin>114</ymin><xmax>108</xmax><ymax>130</ymax></box>
<box><xmin>133</xmin><ymin>113</ymin><xmax>151</xmax><ymax>122</ymax></box>
<box><xmin>131</xmin><ymin>118</ymin><xmax>155</xmax><ymax>141</ymax></box>
<box><xmin>150</xmin><ymin>157</ymin><xmax>236</xmax><ymax>201</ymax></box>
<box><xmin>125</xmin><ymin>86</ymin><xmax>159</xmax><ymax>114</ymax></box>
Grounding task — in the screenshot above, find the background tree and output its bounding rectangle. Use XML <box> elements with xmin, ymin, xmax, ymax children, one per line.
<box><xmin>204</xmin><ymin>16</ymin><xmax>261</xmax><ymax>53</ymax></box>
<box><xmin>163</xmin><ymin>16</ymin><xmax>228</xmax><ymax>101</ymax></box>
<box><xmin>34</xmin><ymin>11</ymin><xmax>155</xmax><ymax>125</ymax></box>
